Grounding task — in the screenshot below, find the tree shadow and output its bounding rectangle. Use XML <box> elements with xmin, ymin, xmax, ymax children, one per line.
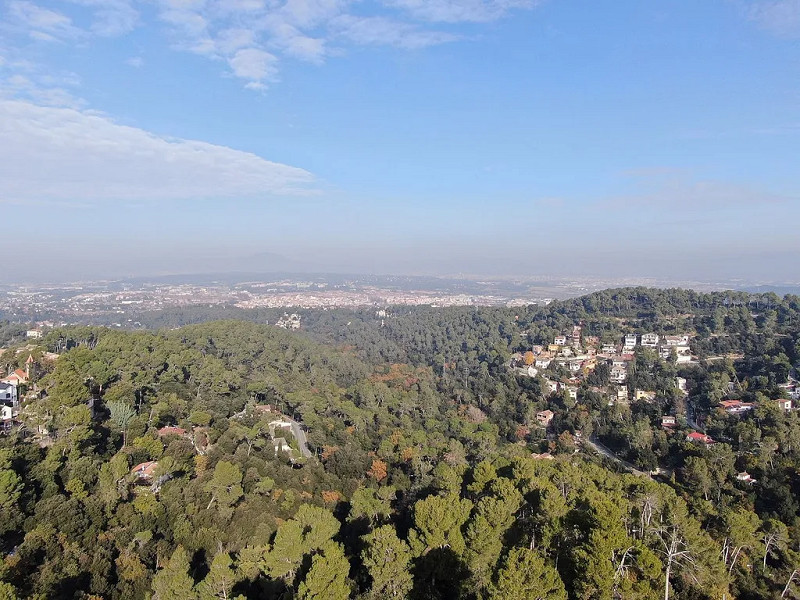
<box><xmin>411</xmin><ymin>547</ymin><xmax>469</xmax><ymax>600</ymax></box>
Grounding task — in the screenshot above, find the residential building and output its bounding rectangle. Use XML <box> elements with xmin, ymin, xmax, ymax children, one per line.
<box><xmin>157</xmin><ymin>426</ymin><xmax>187</xmax><ymax>437</ymax></box>
<box><xmin>641</xmin><ymin>333</ymin><xmax>659</xmax><ymax>347</ymax></box>
<box><xmin>1</xmin><ymin>369</ymin><xmax>28</xmax><ymax>386</ymax></box>
<box><xmin>554</xmin><ymin>335</ymin><xmax>567</xmax><ymax>346</ymax></box>
<box><xmin>777</xmin><ymin>398</ymin><xmax>793</xmax><ymax>411</ymax></box>
<box><xmin>536</xmin><ymin>410</ymin><xmax>554</xmax><ymax>427</ymax></box>
<box><xmin>719</xmin><ymin>400</ymin><xmax>754</xmax><ymax>414</ymax></box>
<box><xmin>0</xmin><ymin>383</ymin><xmax>17</xmax><ymax>404</ymax></box>
<box><xmin>132</xmin><ymin>461</ymin><xmax>158</xmax><ymax>481</ymax></box>
<box><xmin>686</xmin><ymin>432</ymin><xmax>714</xmax><ymax>445</ymax></box>
<box><xmin>664</xmin><ymin>334</ymin><xmax>690</xmax><ymax>346</ymax></box>
<box><xmin>736</xmin><ymin>472</ymin><xmax>756</xmax><ymax>484</ymax></box>
<box><xmin>661</xmin><ymin>415</ymin><xmax>677</xmax><ymax>428</ymax></box>
<box><xmin>610</xmin><ymin>366</ymin><xmax>627</xmax><ymax>383</ymax></box>
<box><xmin>635</xmin><ymin>390</ymin><xmax>656</xmax><ymax>402</ymax></box>
<box><xmin>623</xmin><ymin>334</ymin><xmax>637</xmax><ymax>351</ymax></box>
<box><xmin>601</xmin><ymin>343</ymin><xmax>617</xmax><ymax>355</ymax></box>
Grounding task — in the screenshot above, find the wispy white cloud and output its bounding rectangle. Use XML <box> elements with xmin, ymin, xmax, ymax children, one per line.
<box><xmin>331</xmin><ymin>14</ymin><xmax>460</xmax><ymax>47</ymax></box>
<box><xmin>746</xmin><ymin>0</ymin><xmax>800</xmax><ymax>37</ymax></box>
<box><xmin>0</xmin><ymin>100</ymin><xmax>317</xmax><ymax>204</ymax></box>
<box><xmin>0</xmin><ymin>57</ymin><xmax>84</xmax><ymax>108</ymax></box>
<box><xmin>385</xmin><ymin>0</ymin><xmax>538</xmax><ymax>23</ymax></box>
<box><xmin>229</xmin><ymin>48</ymin><xmax>279</xmax><ymax>88</ymax></box>
<box><xmin>2</xmin><ymin>0</ymin><xmax>545</xmax><ymax>89</ymax></box>
<box><xmin>7</xmin><ymin>1</ymin><xmax>83</xmax><ymax>42</ymax></box>
<box><xmin>65</xmin><ymin>0</ymin><xmax>139</xmax><ymax>37</ymax></box>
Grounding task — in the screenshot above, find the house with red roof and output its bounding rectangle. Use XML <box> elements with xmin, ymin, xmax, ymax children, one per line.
<box><xmin>719</xmin><ymin>400</ymin><xmax>754</xmax><ymax>414</ymax></box>
<box><xmin>157</xmin><ymin>426</ymin><xmax>187</xmax><ymax>437</ymax></box>
<box><xmin>131</xmin><ymin>461</ymin><xmax>158</xmax><ymax>481</ymax></box>
<box><xmin>686</xmin><ymin>432</ymin><xmax>714</xmax><ymax>445</ymax></box>
<box><xmin>1</xmin><ymin>369</ymin><xmax>28</xmax><ymax>386</ymax></box>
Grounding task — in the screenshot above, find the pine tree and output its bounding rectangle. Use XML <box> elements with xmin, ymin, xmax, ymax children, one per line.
<box><xmin>152</xmin><ymin>546</ymin><xmax>198</xmax><ymax>600</ymax></box>
<box><xmin>362</xmin><ymin>525</ymin><xmax>413</xmax><ymax>599</ymax></box>
<box><xmin>197</xmin><ymin>551</ymin><xmax>238</xmax><ymax>600</ymax></box>
<box><xmin>297</xmin><ymin>542</ymin><xmax>351</xmax><ymax>600</ymax></box>
<box><xmin>490</xmin><ymin>547</ymin><xmax>566</xmax><ymax>600</ymax></box>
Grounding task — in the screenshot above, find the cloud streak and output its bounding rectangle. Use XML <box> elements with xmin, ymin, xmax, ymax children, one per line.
<box><xmin>0</xmin><ymin>100</ymin><xmax>316</xmax><ymax>204</ymax></box>
<box><xmin>3</xmin><ymin>0</ymin><xmax>547</xmax><ymax>90</ymax></box>
<box><xmin>746</xmin><ymin>0</ymin><xmax>800</xmax><ymax>37</ymax></box>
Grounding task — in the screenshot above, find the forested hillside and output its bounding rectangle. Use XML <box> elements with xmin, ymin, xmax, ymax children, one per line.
<box><xmin>0</xmin><ymin>288</ymin><xmax>799</xmax><ymax>599</ymax></box>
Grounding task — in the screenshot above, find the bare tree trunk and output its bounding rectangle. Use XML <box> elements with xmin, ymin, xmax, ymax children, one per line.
<box><xmin>783</xmin><ymin>569</ymin><xmax>799</xmax><ymax>598</ymax></box>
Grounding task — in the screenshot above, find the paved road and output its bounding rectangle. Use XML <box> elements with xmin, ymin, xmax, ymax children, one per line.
<box><xmin>584</xmin><ymin>436</ymin><xmax>649</xmax><ymax>477</ymax></box>
<box><xmin>289</xmin><ymin>420</ymin><xmax>313</xmax><ymax>458</ymax></box>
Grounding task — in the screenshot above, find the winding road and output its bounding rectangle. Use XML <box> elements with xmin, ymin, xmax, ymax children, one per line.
<box><xmin>288</xmin><ymin>419</ymin><xmax>313</xmax><ymax>458</ymax></box>
<box><xmin>584</xmin><ymin>436</ymin><xmax>649</xmax><ymax>477</ymax></box>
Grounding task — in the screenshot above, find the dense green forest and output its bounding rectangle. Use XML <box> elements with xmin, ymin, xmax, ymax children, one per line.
<box><xmin>0</xmin><ymin>288</ymin><xmax>799</xmax><ymax>599</ymax></box>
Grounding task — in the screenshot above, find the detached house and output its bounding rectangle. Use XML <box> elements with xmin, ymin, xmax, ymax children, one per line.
<box><xmin>132</xmin><ymin>461</ymin><xmax>158</xmax><ymax>482</ymax></box>
<box><xmin>610</xmin><ymin>366</ymin><xmax>627</xmax><ymax>383</ymax></box>
<box><xmin>1</xmin><ymin>369</ymin><xmax>28</xmax><ymax>386</ymax></box>
<box><xmin>686</xmin><ymin>432</ymin><xmax>714</xmax><ymax>445</ymax></box>
<box><xmin>640</xmin><ymin>333</ymin><xmax>659</xmax><ymax>347</ymax></box>
<box><xmin>536</xmin><ymin>410</ymin><xmax>554</xmax><ymax>427</ymax></box>
<box><xmin>623</xmin><ymin>335</ymin><xmax>637</xmax><ymax>351</ymax></box>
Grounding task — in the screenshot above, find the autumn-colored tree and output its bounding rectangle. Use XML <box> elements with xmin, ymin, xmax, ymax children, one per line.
<box><xmin>367</xmin><ymin>459</ymin><xmax>388</xmax><ymax>482</ymax></box>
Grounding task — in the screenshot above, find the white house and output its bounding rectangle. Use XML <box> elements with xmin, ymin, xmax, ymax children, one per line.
<box><xmin>623</xmin><ymin>334</ymin><xmax>638</xmax><ymax>351</ymax></box>
<box><xmin>0</xmin><ymin>383</ymin><xmax>17</xmax><ymax>405</ymax></box>
<box><xmin>610</xmin><ymin>366</ymin><xmax>627</xmax><ymax>383</ymax></box>
<box><xmin>664</xmin><ymin>334</ymin><xmax>690</xmax><ymax>346</ymax></box>
<box><xmin>641</xmin><ymin>333</ymin><xmax>659</xmax><ymax>347</ymax></box>
<box><xmin>554</xmin><ymin>335</ymin><xmax>567</xmax><ymax>346</ymax></box>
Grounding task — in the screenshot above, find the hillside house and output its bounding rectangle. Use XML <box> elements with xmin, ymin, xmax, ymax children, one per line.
<box><xmin>686</xmin><ymin>432</ymin><xmax>714</xmax><ymax>445</ymax></box>
<box><xmin>0</xmin><ymin>383</ymin><xmax>17</xmax><ymax>404</ymax></box>
<box><xmin>719</xmin><ymin>400</ymin><xmax>754</xmax><ymax>414</ymax></box>
<box><xmin>641</xmin><ymin>333</ymin><xmax>659</xmax><ymax>347</ymax></box>
<box><xmin>157</xmin><ymin>426</ymin><xmax>188</xmax><ymax>437</ymax></box>
<box><xmin>601</xmin><ymin>343</ymin><xmax>617</xmax><ymax>355</ymax></box>
<box><xmin>635</xmin><ymin>390</ymin><xmax>657</xmax><ymax>402</ymax></box>
<box><xmin>610</xmin><ymin>366</ymin><xmax>627</xmax><ymax>383</ymax></box>
<box><xmin>661</xmin><ymin>415</ymin><xmax>677</xmax><ymax>428</ymax></box>
<box><xmin>1</xmin><ymin>369</ymin><xmax>28</xmax><ymax>386</ymax></box>
<box><xmin>664</xmin><ymin>334</ymin><xmax>690</xmax><ymax>346</ymax></box>
<box><xmin>623</xmin><ymin>334</ymin><xmax>637</xmax><ymax>351</ymax></box>
<box><xmin>536</xmin><ymin>410</ymin><xmax>554</xmax><ymax>427</ymax></box>
<box><xmin>554</xmin><ymin>335</ymin><xmax>567</xmax><ymax>346</ymax></box>
<box><xmin>777</xmin><ymin>398</ymin><xmax>793</xmax><ymax>411</ymax></box>
<box><xmin>132</xmin><ymin>461</ymin><xmax>158</xmax><ymax>482</ymax></box>
<box><xmin>736</xmin><ymin>472</ymin><xmax>756</xmax><ymax>484</ymax></box>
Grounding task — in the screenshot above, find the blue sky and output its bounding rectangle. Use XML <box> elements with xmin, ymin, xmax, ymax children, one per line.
<box><xmin>1</xmin><ymin>0</ymin><xmax>799</xmax><ymax>282</ymax></box>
